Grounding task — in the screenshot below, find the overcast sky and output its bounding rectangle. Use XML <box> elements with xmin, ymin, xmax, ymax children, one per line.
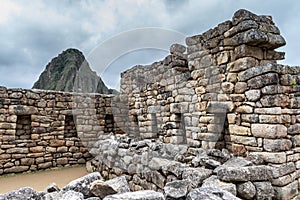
<box><xmin>0</xmin><ymin>0</ymin><xmax>299</xmax><ymax>89</ymax></box>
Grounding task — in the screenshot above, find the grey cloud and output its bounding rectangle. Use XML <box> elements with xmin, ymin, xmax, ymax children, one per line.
<box><xmin>0</xmin><ymin>0</ymin><xmax>299</xmax><ymax>89</ymax></box>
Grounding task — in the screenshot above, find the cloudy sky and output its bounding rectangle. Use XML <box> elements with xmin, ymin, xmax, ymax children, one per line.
<box><xmin>0</xmin><ymin>0</ymin><xmax>299</xmax><ymax>89</ymax></box>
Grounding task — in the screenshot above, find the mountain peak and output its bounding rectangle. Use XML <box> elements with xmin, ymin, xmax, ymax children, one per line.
<box><xmin>32</xmin><ymin>48</ymin><xmax>110</xmax><ymax>94</ymax></box>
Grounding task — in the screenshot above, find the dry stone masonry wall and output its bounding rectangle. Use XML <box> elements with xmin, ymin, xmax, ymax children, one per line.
<box><xmin>0</xmin><ymin>87</ymin><xmax>117</xmax><ymax>174</ymax></box>
<box><xmin>0</xmin><ymin>9</ymin><xmax>300</xmax><ymax>200</ymax></box>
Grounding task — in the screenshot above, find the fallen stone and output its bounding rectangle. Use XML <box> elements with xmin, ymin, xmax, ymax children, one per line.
<box><xmin>59</xmin><ymin>190</ymin><xmax>84</xmax><ymax>200</ymax></box>
<box><xmin>237</xmin><ymin>181</ymin><xmax>256</xmax><ymax>199</ymax></box>
<box><xmin>202</xmin><ymin>175</ymin><xmax>236</xmax><ymax>196</ymax></box>
<box><xmin>186</xmin><ymin>187</ymin><xmax>241</xmax><ymax>200</ymax></box>
<box><xmin>42</xmin><ymin>191</ymin><xmax>60</xmax><ymax>200</ymax></box>
<box><xmin>0</xmin><ymin>187</ymin><xmax>39</xmax><ymax>200</ymax></box>
<box><xmin>106</xmin><ymin>176</ymin><xmax>130</xmax><ymax>194</ymax></box>
<box><xmin>90</xmin><ymin>180</ymin><xmax>117</xmax><ymax>199</ymax></box>
<box><xmin>164</xmin><ymin>179</ymin><xmax>191</xmax><ymax>199</ymax></box>
<box><xmin>214</xmin><ymin>157</ymin><xmax>253</xmax><ymax>174</ymax></box>
<box><xmin>182</xmin><ymin>167</ymin><xmax>212</xmax><ymax>187</ymax></box>
<box><xmin>103</xmin><ymin>190</ymin><xmax>164</xmax><ymax>200</ymax></box>
<box><xmin>61</xmin><ymin>172</ymin><xmax>103</xmax><ymax>198</ymax></box>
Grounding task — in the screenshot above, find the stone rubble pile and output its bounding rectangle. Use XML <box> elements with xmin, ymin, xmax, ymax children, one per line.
<box><xmin>1</xmin><ymin>139</ymin><xmax>290</xmax><ymax>200</ymax></box>
<box><xmin>84</xmin><ymin>136</ymin><xmax>297</xmax><ymax>199</ymax></box>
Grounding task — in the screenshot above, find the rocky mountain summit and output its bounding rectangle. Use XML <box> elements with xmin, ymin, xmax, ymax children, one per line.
<box><xmin>32</xmin><ymin>48</ymin><xmax>112</xmax><ymax>94</ymax></box>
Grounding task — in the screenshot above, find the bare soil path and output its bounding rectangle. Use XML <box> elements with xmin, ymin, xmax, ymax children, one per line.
<box><xmin>0</xmin><ymin>166</ymin><xmax>88</xmax><ymax>194</ymax></box>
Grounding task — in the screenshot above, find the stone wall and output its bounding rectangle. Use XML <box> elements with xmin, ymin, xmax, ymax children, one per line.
<box><xmin>119</xmin><ymin>9</ymin><xmax>300</xmax><ymax>158</ymax></box>
<box><xmin>0</xmin><ymin>87</ymin><xmax>116</xmax><ymax>175</ymax></box>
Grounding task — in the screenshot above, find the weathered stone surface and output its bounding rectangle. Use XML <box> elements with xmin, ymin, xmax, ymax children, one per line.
<box><xmin>59</xmin><ymin>190</ymin><xmax>84</xmax><ymax>200</ymax></box>
<box><xmin>186</xmin><ymin>187</ymin><xmax>241</xmax><ymax>200</ymax></box>
<box><xmin>164</xmin><ymin>179</ymin><xmax>191</xmax><ymax>199</ymax></box>
<box><xmin>254</xmin><ymin>181</ymin><xmax>274</xmax><ymax>200</ymax></box>
<box><xmin>162</xmin><ymin>160</ymin><xmax>186</xmax><ymax>178</ymax></box>
<box><xmin>106</xmin><ymin>176</ymin><xmax>130</xmax><ymax>194</ymax></box>
<box><xmin>263</xmin><ymin>138</ymin><xmax>292</xmax><ymax>152</ymax></box>
<box><xmin>234</xmin><ymin>82</ymin><xmax>248</xmax><ymax>93</ymax></box>
<box><xmin>254</xmin><ymin>107</ymin><xmax>282</xmax><ymax>114</ymax></box>
<box><xmin>103</xmin><ymin>190</ymin><xmax>164</xmax><ymax>200</ymax></box>
<box><xmin>245</xmin><ymin>89</ymin><xmax>261</xmax><ymax>101</ymax></box>
<box><xmin>237</xmin><ymin>181</ymin><xmax>256</xmax><ymax>200</ymax></box>
<box><xmin>61</xmin><ymin>172</ymin><xmax>102</xmax><ymax>198</ymax></box>
<box><xmin>217</xmin><ymin>166</ymin><xmax>272</xmax><ymax>182</ymax></box>
<box><xmin>288</xmin><ymin>124</ymin><xmax>300</xmax><ymax>135</ymax></box>
<box><xmin>149</xmin><ymin>158</ymin><xmax>171</xmax><ymax>171</ymax></box>
<box><xmin>271</xmin><ymin>162</ymin><xmax>296</xmax><ymax>178</ymax></box>
<box><xmin>247</xmin><ymin>73</ymin><xmax>279</xmax><ymax>89</ymax></box>
<box><xmin>214</xmin><ymin>157</ymin><xmax>252</xmax><ymax>173</ymax></box>
<box><xmin>227</xmin><ymin>57</ymin><xmax>258</xmax><ymax>72</ymax></box>
<box><xmin>202</xmin><ymin>175</ymin><xmax>236</xmax><ymax>196</ymax></box>
<box><xmin>273</xmin><ymin>180</ymin><xmax>298</xmax><ymax>200</ymax></box>
<box><xmin>0</xmin><ymin>187</ymin><xmax>39</xmax><ymax>200</ymax></box>
<box><xmin>251</xmin><ymin>124</ymin><xmax>287</xmax><ymax>139</ymax></box>
<box><xmin>260</xmin><ymin>94</ymin><xmax>290</xmax><ymax>107</ymax></box>
<box><xmin>170</xmin><ymin>43</ymin><xmax>186</xmax><ymax>54</ymax></box>
<box><xmin>249</xmin><ymin>152</ymin><xmax>287</xmax><ymax>164</ymax></box>
<box><xmin>182</xmin><ymin>167</ymin><xmax>212</xmax><ymax>187</ymax></box>
<box><xmin>90</xmin><ymin>180</ymin><xmax>117</xmax><ymax>199</ymax></box>
<box><xmin>234</xmin><ymin>44</ymin><xmax>263</xmax><ymax>60</ymax></box>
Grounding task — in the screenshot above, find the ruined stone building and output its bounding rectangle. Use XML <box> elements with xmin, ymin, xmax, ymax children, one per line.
<box><xmin>0</xmin><ymin>9</ymin><xmax>300</xmax><ymax>199</ymax></box>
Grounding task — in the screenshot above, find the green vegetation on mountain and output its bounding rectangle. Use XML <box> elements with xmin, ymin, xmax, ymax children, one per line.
<box><xmin>32</xmin><ymin>48</ymin><xmax>111</xmax><ymax>94</ymax></box>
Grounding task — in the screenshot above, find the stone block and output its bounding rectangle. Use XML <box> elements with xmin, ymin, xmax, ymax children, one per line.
<box><xmin>254</xmin><ymin>181</ymin><xmax>274</xmax><ymax>200</ymax></box>
<box><xmin>245</xmin><ymin>89</ymin><xmax>261</xmax><ymax>101</ymax></box>
<box><xmin>164</xmin><ymin>179</ymin><xmax>190</xmax><ymax>199</ymax></box>
<box><xmin>29</xmin><ymin>146</ymin><xmax>44</xmax><ymax>153</ymax></box>
<box><xmin>227</xmin><ymin>57</ymin><xmax>258</xmax><ymax>72</ymax></box>
<box><xmin>249</xmin><ymin>152</ymin><xmax>286</xmax><ymax>164</ymax></box>
<box><xmin>202</xmin><ymin>175</ymin><xmax>236</xmax><ymax>196</ymax></box>
<box><xmin>103</xmin><ymin>190</ymin><xmax>164</xmax><ymax>200</ymax></box>
<box><xmin>235</xmin><ymin>82</ymin><xmax>248</xmax><ymax>93</ymax></box>
<box><xmin>263</xmin><ymin>139</ymin><xmax>292</xmax><ymax>152</ymax></box>
<box><xmin>288</xmin><ymin>124</ymin><xmax>300</xmax><ymax>135</ymax></box>
<box><xmin>182</xmin><ymin>167</ymin><xmax>212</xmax><ymax>187</ymax></box>
<box><xmin>251</xmin><ymin>124</ymin><xmax>287</xmax><ymax>139</ymax></box>
<box><xmin>229</xmin><ymin>125</ymin><xmax>250</xmax><ymax>136</ymax></box>
<box><xmin>228</xmin><ymin>135</ymin><xmax>257</xmax><ymax>146</ymax></box>
<box><xmin>4</xmin><ymin>166</ymin><xmax>29</xmax><ymax>173</ymax></box>
<box><xmin>221</xmin><ymin>82</ymin><xmax>234</xmax><ymax>93</ymax></box>
<box><xmin>38</xmin><ymin>162</ymin><xmax>52</xmax><ymax>169</ymax></box>
<box><xmin>247</xmin><ymin>73</ymin><xmax>279</xmax><ymax>89</ymax></box>
<box><xmin>254</xmin><ymin>107</ymin><xmax>282</xmax><ymax>114</ymax></box>
<box><xmin>236</xmin><ymin>105</ymin><xmax>253</xmax><ymax>113</ymax></box>
<box><xmin>237</xmin><ymin>181</ymin><xmax>256</xmax><ymax>200</ymax></box>
<box><xmin>57</xmin><ymin>158</ymin><xmax>68</xmax><ymax>165</ymax></box>
<box><xmin>274</xmin><ymin>180</ymin><xmax>298</xmax><ymax>200</ymax></box>
<box><xmin>234</xmin><ymin>44</ymin><xmax>263</xmax><ymax>60</ymax></box>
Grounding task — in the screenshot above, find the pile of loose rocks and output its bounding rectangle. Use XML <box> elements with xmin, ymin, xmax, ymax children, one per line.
<box><xmin>0</xmin><ymin>171</ymin><xmax>241</xmax><ymax>200</ymax></box>
<box><xmin>2</xmin><ymin>138</ymin><xmax>288</xmax><ymax>199</ymax></box>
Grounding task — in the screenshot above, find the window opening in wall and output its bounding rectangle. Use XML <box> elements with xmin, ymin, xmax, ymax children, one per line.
<box><xmin>132</xmin><ymin>114</ymin><xmax>140</xmax><ymax>138</ymax></box>
<box><xmin>175</xmin><ymin>113</ymin><xmax>187</xmax><ymax>144</ymax></box>
<box><xmin>151</xmin><ymin>113</ymin><xmax>158</xmax><ymax>135</ymax></box>
<box><xmin>64</xmin><ymin>115</ymin><xmax>77</xmax><ymax>138</ymax></box>
<box><xmin>105</xmin><ymin>114</ymin><xmax>115</xmax><ymax>133</ymax></box>
<box><xmin>16</xmin><ymin>115</ymin><xmax>31</xmax><ymax>140</ymax></box>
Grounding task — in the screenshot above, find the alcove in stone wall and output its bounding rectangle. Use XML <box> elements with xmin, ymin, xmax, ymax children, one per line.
<box><xmin>64</xmin><ymin>115</ymin><xmax>77</xmax><ymax>138</ymax></box>
<box><xmin>16</xmin><ymin>115</ymin><xmax>31</xmax><ymax>140</ymax></box>
<box><xmin>104</xmin><ymin>114</ymin><xmax>114</xmax><ymax>133</ymax></box>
